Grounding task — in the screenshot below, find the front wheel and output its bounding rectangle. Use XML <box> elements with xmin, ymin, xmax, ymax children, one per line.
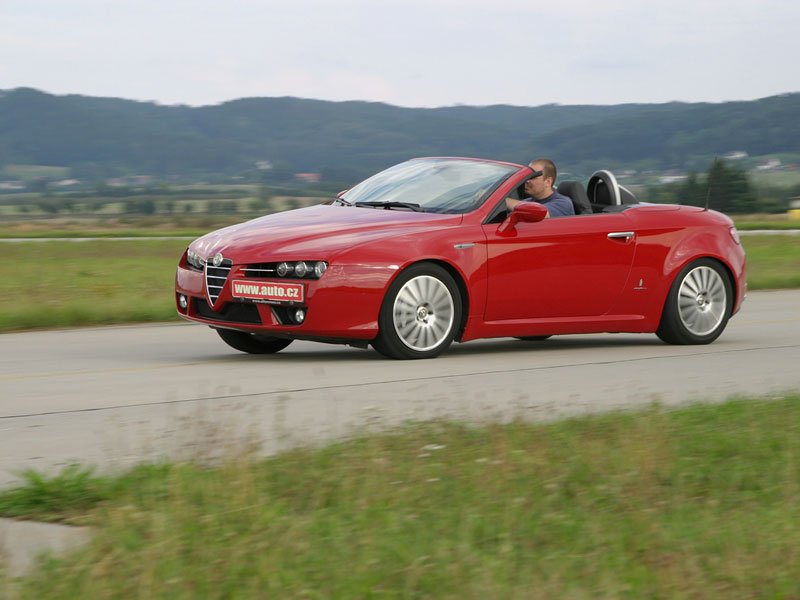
<box><xmin>216</xmin><ymin>328</ymin><xmax>293</xmax><ymax>354</ymax></box>
<box><xmin>372</xmin><ymin>263</ymin><xmax>462</xmax><ymax>359</ymax></box>
<box><xmin>656</xmin><ymin>259</ymin><xmax>732</xmax><ymax>345</ymax></box>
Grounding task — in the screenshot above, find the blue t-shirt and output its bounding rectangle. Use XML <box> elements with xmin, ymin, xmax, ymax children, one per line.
<box><xmin>526</xmin><ymin>191</ymin><xmax>574</xmax><ymax>218</ymax></box>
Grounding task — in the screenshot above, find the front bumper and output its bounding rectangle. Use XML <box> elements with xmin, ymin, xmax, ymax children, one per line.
<box><xmin>175</xmin><ymin>263</ymin><xmax>390</xmax><ymax>341</ymax></box>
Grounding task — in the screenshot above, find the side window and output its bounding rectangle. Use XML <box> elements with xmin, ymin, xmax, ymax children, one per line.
<box><xmin>508</xmin><ymin>180</ymin><xmax>528</xmax><ymax>201</ymax></box>
<box><xmin>484</xmin><ymin>179</ymin><xmax>531</xmax><ymax>224</ymax></box>
<box><xmin>485</xmin><ymin>200</ymin><xmax>509</xmax><ymax>224</ymax></box>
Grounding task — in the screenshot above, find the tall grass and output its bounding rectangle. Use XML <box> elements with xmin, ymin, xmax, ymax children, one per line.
<box><xmin>2</xmin><ymin>396</ymin><xmax>799</xmax><ymax>598</ymax></box>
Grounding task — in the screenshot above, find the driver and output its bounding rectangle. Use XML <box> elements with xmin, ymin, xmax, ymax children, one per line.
<box><xmin>506</xmin><ymin>158</ymin><xmax>574</xmax><ymax>218</ymax></box>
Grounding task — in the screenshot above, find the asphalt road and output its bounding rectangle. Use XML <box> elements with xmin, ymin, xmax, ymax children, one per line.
<box><xmin>1</xmin><ymin>290</ymin><xmax>799</xmax><ymax>489</ymax></box>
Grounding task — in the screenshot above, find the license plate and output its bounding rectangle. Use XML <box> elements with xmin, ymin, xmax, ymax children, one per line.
<box><xmin>231</xmin><ymin>280</ymin><xmax>304</xmax><ymax>303</ymax></box>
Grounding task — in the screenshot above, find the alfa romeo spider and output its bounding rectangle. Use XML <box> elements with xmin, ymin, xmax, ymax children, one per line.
<box><xmin>175</xmin><ymin>157</ymin><xmax>746</xmax><ymax>359</ymax></box>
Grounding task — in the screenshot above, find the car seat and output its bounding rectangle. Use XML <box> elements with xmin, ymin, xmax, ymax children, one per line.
<box><xmin>556</xmin><ymin>181</ymin><xmax>593</xmax><ymax>215</ymax></box>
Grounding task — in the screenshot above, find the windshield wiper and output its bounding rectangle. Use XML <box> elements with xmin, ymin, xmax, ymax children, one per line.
<box><xmin>354</xmin><ymin>201</ymin><xmax>424</xmax><ymax>212</ymax></box>
<box><xmin>333</xmin><ymin>196</ymin><xmax>353</xmax><ymax>206</ymax></box>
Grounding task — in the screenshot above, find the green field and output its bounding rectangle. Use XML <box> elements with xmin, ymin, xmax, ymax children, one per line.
<box><xmin>1</xmin><ymin>165</ymin><xmax>70</xmax><ymax>181</ymax></box>
<box><xmin>1</xmin><ymin>396</ymin><xmax>799</xmax><ymax>597</ymax></box>
<box><xmin>0</xmin><ymin>235</ymin><xmax>798</xmax><ymax>332</ymax></box>
<box><xmin>2</xmin><ymin>239</ymin><xmax>189</xmax><ymax>330</ymax></box>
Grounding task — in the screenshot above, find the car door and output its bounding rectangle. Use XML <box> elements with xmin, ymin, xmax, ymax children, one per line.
<box><xmin>481</xmin><ymin>212</ymin><xmax>637</xmax><ymax>321</ymax></box>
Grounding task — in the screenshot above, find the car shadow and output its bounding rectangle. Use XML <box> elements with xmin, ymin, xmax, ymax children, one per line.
<box><xmin>448</xmin><ymin>335</ymin><xmax>666</xmax><ymax>356</ymax></box>
<box><xmin>206</xmin><ymin>334</ymin><xmax>667</xmax><ymax>363</ymax></box>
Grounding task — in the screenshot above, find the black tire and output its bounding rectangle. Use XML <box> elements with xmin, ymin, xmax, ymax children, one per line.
<box><xmin>656</xmin><ymin>258</ymin><xmax>733</xmax><ymax>345</ymax></box>
<box><xmin>216</xmin><ymin>328</ymin><xmax>293</xmax><ymax>354</ymax></box>
<box><xmin>372</xmin><ymin>263</ymin><xmax>462</xmax><ymax>360</ymax></box>
<box><xmin>515</xmin><ymin>335</ymin><xmax>552</xmax><ymax>341</ymax></box>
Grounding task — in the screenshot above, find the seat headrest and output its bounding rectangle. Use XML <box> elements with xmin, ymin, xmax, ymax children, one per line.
<box><xmin>556</xmin><ymin>181</ymin><xmax>593</xmax><ymax>215</ymax></box>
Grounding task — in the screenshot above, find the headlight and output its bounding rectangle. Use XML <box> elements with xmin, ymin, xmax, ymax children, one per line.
<box><xmin>266</xmin><ymin>261</ymin><xmax>328</xmax><ymax>279</ymax></box>
<box><xmin>294</xmin><ymin>261</ymin><xmax>309</xmax><ymax>277</ymax></box>
<box><xmin>277</xmin><ymin>262</ymin><xmax>291</xmax><ymax>277</ymax></box>
<box><xmin>186</xmin><ymin>248</ymin><xmax>204</xmax><ymax>269</ymax></box>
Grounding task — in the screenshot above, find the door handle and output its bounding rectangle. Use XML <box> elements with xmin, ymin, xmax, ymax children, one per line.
<box><xmin>607</xmin><ymin>231</ymin><xmax>635</xmax><ymax>241</ymax></box>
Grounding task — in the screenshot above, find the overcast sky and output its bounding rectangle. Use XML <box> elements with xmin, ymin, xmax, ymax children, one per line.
<box><xmin>2</xmin><ymin>0</ymin><xmax>798</xmax><ymax>108</ymax></box>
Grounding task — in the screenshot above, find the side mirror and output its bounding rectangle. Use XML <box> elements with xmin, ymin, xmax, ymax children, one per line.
<box><xmin>497</xmin><ymin>202</ymin><xmax>547</xmax><ymax>234</ymax></box>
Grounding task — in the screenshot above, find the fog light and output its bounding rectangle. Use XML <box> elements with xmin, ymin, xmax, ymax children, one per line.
<box><xmin>294</xmin><ymin>308</ymin><xmax>306</xmax><ymax>324</ymax></box>
<box><xmin>179</xmin><ymin>294</ymin><xmax>188</xmax><ymax>309</ymax></box>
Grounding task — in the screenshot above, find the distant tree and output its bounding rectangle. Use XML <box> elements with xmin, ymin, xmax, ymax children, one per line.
<box><xmin>285</xmin><ymin>198</ymin><xmax>303</xmax><ymax>210</ymax></box>
<box><xmin>207</xmin><ymin>200</ymin><xmax>230</xmax><ymax>214</ymax></box>
<box><xmin>753</xmin><ymin>186</ymin><xmax>791</xmax><ymax>213</ymax></box>
<box><xmin>678</xmin><ymin>172</ymin><xmax>707</xmax><ymax>207</ymax></box>
<box><xmin>124</xmin><ymin>199</ymin><xmax>156</xmax><ymax>214</ymax></box>
<box><xmin>644</xmin><ymin>183</ymin><xmax>681</xmax><ymax>204</ymax></box>
<box><xmin>261</xmin><ymin>161</ymin><xmax>294</xmax><ymax>184</ymax></box>
<box><xmin>95</xmin><ymin>181</ymin><xmax>118</xmax><ymax>197</ymax></box>
<box><xmin>37</xmin><ymin>200</ymin><xmax>58</xmax><ymax>214</ymax></box>
<box><xmin>30</xmin><ymin>177</ymin><xmax>50</xmax><ymax>195</ymax></box>
<box><xmin>705</xmin><ymin>159</ymin><xmax>756</xmax><ymax>213</ymax></box>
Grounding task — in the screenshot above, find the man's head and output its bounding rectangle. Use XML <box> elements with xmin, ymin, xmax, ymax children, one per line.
<box><xmin>523</xmin><ymin>158</ymin><xmax>557</xmax><ymax>200</ymax></box>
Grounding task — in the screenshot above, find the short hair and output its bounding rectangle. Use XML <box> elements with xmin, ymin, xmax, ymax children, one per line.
<box><xmin>530</xmin><ymin>158</ymin><xmax>557</xmax><ymax>184</ymax></box>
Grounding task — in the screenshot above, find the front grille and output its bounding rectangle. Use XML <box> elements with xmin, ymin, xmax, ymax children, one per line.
<box><xmin>193</xmin><ymin>298</ymin><xmax>262</xmax><ymax>324</ymax></box>
<box><xmin>241</xmin><ymin>263</ymin><xmax>277</xmax><ymax>277</ymax></box>
<box><xmin>205</xmin><ymin>259</ymin><xmax>232</xmax><ymax>305</ymax></box>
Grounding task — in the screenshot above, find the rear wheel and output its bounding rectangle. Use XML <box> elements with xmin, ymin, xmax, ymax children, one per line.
<box><xmin>216</xmin><ymin>329</ymin><xmax>293</xmax><ymax>354</ymax></box>
<box><xmin>372</xmin><ymin>263</ymin><xmax>462</xmax><ymax>360</ymax></box>
<box><xmin>656</xmin><ymin>259</ymin><xmax>732</xmax><ymax>345</ymax></box>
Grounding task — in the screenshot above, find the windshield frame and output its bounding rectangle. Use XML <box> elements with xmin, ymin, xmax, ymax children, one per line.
<box><xmin>340</xmin><ymin>158</ymin><xmax>520</xmax><ymax>215</ymax></box>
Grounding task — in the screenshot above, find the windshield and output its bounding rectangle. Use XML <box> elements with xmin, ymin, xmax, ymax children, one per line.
<box><xmin>341</xmin><ymin>158</ymin><xmax>518</xmax><ymax>214</ymax></box>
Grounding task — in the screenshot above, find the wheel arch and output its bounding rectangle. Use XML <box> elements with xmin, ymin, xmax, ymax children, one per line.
<box><xmin>658</xmin><ymin>254</ymin><xmax>737</xmax><ymax>322</ymax></box>
<box><xmin>658</xmin><ymin>224</ymin><xmax>743</xmax><ymax>322</ymax></box>
<box><xmin>387</xmin><ymin>258</ymin><xmax>470</xmax><ymax>342</ymax></box>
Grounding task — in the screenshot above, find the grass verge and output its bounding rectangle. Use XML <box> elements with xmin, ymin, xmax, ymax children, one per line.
<box><xmin>0</xmin><ymin>235</ymin><xmax>798</xmax><ymax>332</ymax></box>
<box><xmin>742</xmin><ymin>235</ymin><xmax>800</xmax><ymax>289</ymax></box>
<box><xmin>736</xmin><ymin>221</ymin><xmax>800</xmax><ymax>230</ymax></box>
<box><xmin>1</xmin><ymin>240</ymin><xmax>187</xmax><ymax>331</ymax></box>
<box><xmin>1</xmin><ymin>395</ymin><xmax>799</xmax><ymax>597</ymax></box>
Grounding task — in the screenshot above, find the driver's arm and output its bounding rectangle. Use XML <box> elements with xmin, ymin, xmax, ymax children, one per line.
<box><xmin>505</xmin><ymin>197</ymin><xmax>551</xmax><ymax>218</ymax></box>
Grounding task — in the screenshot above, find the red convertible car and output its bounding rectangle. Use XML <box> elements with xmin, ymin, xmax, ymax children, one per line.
<box><xmin>175</xmin><ymin>157</ymin><xmax>746</xmax><ymax>359</ymax></box>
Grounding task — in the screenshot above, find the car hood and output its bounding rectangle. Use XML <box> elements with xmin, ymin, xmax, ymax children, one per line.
<box><xmin>191</xmin><ymin>204</ymin><xmax>463</xmax><ymax>263</ymax></box>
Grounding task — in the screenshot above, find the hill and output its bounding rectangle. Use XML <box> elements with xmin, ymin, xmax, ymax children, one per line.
<box><xmin>1</xmin><ymin>88</ymin><xmax>798</xmax><ymax>182</ymax></box>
